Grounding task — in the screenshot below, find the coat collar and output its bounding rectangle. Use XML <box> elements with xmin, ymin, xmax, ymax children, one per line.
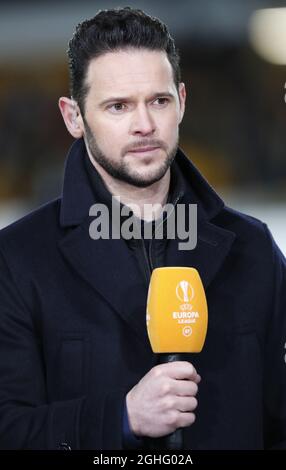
<box><xmin>59</xmin><ymin>138</ymin><xmax>95</xmax><ymax>227</ymax></box>
<box><xmin>59</xmin><ymin>137</ymin><xmax>226</xmax><ymax>228</ymax></box>
<box><xmin>58</xmin><ymin>138</ymin><xmax>235</xmax><ymax>346</ymax></box>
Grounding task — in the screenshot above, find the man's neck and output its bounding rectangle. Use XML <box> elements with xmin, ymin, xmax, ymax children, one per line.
<box><xmin>87</xmin><ymin>151</ymin><xmax>170</xmax><ymax>222</ymax></box>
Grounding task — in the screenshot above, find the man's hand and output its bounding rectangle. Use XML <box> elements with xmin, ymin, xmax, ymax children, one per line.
<box><xmin>126</xmin><ymin>361</ymin><xmax>201</xmax><ymax>438</ymax></box>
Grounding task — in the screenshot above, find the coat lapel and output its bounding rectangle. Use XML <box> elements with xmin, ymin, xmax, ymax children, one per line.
<box><xmin>58</xmin><ymin>138</ymin><xmax>151</xmax><ymax>346</ymax></box>
<box><xmin>165</xmin><ymin>219</ymin><xmax>236</xmax><ymax>290</ymax></box>
<box><xmin>164</xmin><ymin>150</ymin><xmax>236</xmax><ymax>290</ymax></box>
<box><xmin>59</xmin><ymin>216</ymin><xmax>151</xmax><ymax>347</ymax></box>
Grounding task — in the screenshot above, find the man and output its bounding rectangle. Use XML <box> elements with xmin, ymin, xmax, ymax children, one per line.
<box><xmin>0</xmin><ymin>7</ymin><xmax>285</xmax><ymax>450</ymax></box>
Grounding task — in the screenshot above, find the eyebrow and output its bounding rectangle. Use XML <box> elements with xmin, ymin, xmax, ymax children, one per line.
<box><xmin>99</xmin><ymin>92</ymin><xmax>175</xmax><ymax>107</ymax></box>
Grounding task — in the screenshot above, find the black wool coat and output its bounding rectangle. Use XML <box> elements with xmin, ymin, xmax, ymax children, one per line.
<box><xmin>0</xmin><ymin>139</ymin><xmax>285</xmax><ymax>449</ymax></box>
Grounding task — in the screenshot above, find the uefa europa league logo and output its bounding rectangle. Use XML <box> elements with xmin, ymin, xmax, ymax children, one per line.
<box><xmin>176</xmin><ymin>280</ymin><xmax>194</xmax><ymax>303</ymax></box>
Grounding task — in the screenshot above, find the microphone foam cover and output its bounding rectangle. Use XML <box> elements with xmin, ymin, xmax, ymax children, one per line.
<box><xmin>147</xmin><ymin>267</ymin><xmax>208</xmax><ymax>353</ymax></box>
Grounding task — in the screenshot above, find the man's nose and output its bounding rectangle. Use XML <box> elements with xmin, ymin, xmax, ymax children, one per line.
<box><xmin>130</xmin><ymin>105</ymin><xmax>156</xmax><ymax>136</ymax></box>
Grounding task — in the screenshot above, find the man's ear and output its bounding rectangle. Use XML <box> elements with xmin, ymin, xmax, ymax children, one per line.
<box><xmin>58</xmin><ymin>97</ymin><xmax>84</xmax><ymax>138</ymax></box>
<box><xmin>178</xmin><ymin>82</ymin><xmax>186</xmax><ymax>124</ymax></box>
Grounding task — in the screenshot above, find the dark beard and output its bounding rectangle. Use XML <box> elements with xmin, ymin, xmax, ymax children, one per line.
<box><xmin>83</xmin><ymin>118</ymin><xmax>178</xmax><ymax>188</ymax></box>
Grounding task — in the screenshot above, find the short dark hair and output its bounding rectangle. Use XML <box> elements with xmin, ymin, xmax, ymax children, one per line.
<box><xmin>68</xmin><ymin>7</ymin><xmax>181</xmax><ymax>113</ymax></box>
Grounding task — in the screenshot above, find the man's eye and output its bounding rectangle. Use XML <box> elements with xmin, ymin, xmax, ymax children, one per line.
<box><xmin>153</xmin><ymin>97</ymin><xmax>169</xmax><ymax>106</ymax></box>
<box><xmin>109</xmin><ymin>103</ymin><xmax>126</xmax><ymax>112</ymax></box>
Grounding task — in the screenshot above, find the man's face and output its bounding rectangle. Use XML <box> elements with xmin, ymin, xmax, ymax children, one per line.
<box><xmin>82</xmin><ymin>48</ymin><xmax>186</xmax><ymax>188</ymax></box>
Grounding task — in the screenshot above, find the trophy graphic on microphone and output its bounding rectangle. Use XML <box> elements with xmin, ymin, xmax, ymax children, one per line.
<box><xmin>176</xmin><ymin>280</ymin><xmax>194</xmax><ymax>303</ymax></box>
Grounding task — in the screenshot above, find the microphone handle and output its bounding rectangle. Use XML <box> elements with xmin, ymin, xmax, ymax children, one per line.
<box><xmin>160</xmin><ymin>353</ymin><xmax>182</xmax><ymax>363</ymax></box>
<box><xmin>159</xmin><ymin>353</ymin><xmax>184</xmax><ymax>450</ymax></box>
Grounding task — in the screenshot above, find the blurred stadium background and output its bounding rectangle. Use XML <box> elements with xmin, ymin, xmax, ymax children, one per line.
<box><xmin>0</xmin><ymin>0</ymin><xmax>285</xmax><ymax>253</ymax></box>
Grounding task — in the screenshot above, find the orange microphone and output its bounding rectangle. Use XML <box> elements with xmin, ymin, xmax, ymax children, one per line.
<box><xmin>146</xmin><ymin>267</ymin><xmax>208</xmax><ymax>449</ymax></box>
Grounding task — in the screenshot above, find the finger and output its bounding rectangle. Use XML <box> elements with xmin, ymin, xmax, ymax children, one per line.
<box><xmin>176</xmin><ymin>396</ymin><xmax>198</xmax><ymax>413</ymax></box>
<box><xmin>177</xmin><ymin>411</ymin><xmax>196</xmax><ymax>428</ymax></box>
<box><xmin>174</xmin><ymin>380</ymin><xmax>199</xmax><ymax>397</ymax></box>
<box><xmin>194</xmin><ymin>373</ymin><xmax>201</xmax><ymax>384</ymax></box>
<box><xmin>162</xmin><ymin>361</ymin><xmax>198</xmax><ymax>381</ymax></box>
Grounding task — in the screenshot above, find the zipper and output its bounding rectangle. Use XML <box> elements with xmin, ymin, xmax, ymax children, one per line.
<box><xmin>141</xmin><ymin>238</ymin><xmax>152</xmax><ymax>281</ymax></box>
<box><xmin>146</xmin><ymin>191</ymin><xmax>184</xmax><ymax>274</ymax></box>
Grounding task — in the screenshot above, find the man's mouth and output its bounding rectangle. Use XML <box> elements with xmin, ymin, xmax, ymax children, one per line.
<box><xmin>127</xmin><ymin>146</ymin><xmax>160</xmax><ymax>153</ymax></box>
